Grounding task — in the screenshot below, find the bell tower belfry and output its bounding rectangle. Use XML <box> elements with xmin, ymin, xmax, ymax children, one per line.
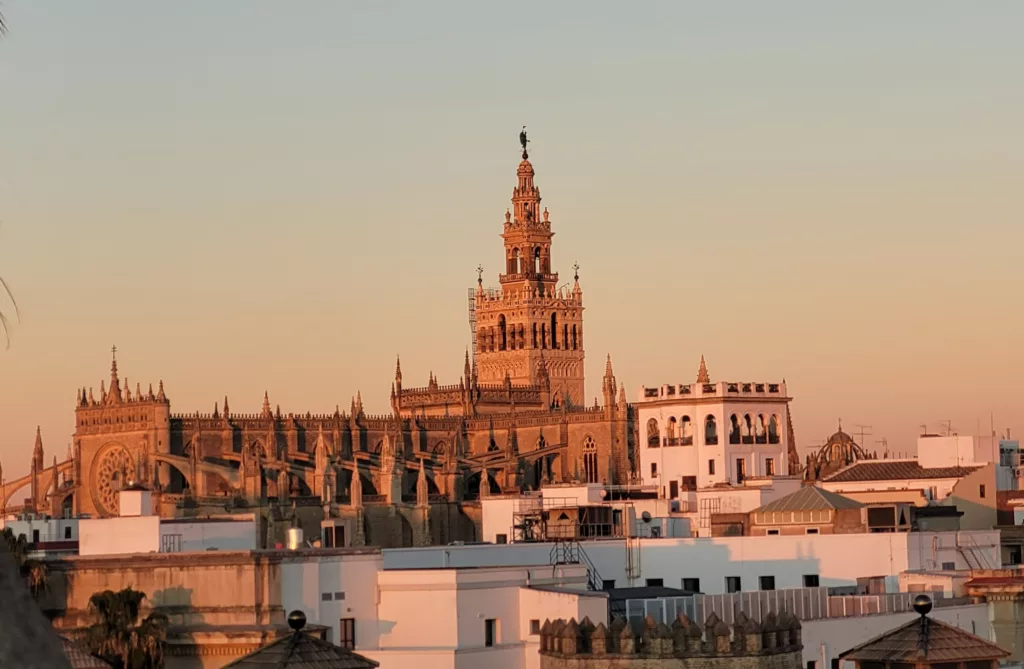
<box><xmin>474</xmin><ymin>130</ymin><xmax>585</xmax><ymax>406</ymax></box>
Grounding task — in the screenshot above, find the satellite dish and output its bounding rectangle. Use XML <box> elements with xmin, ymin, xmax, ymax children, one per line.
<box><xmin>641</xmin><ymin>511</ymin><xmax>652</xmax><ymax>524</ymax></box>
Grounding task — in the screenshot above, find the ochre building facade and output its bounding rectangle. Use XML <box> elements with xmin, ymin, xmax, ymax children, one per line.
<box><xmin>3</xmin><ymin>143</ymin><xmax>634</xmax><ymax>548</ymax></box>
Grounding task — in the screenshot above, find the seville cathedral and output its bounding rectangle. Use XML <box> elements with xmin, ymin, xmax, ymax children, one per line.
<box><xmin>0</xmin><ymin>135</ymin><xmax>638</xmax><ymax>548</ymax></box>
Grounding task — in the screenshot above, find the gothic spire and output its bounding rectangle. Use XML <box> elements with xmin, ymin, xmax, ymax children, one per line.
<box><xmin>156</xmin><ymin>380</ymin><xmax>166</xmax><ymax>402</ymax></box>
<box><xmin>32</xmin><ymin>426</ymin><xmax>43</xmax><ymax>470</ymax></box>
<box><xmin>223</xmin><ymin>395</ymin><xmax>230</xmax><ymax>418</ymax></box>
<box><xmin>395</xmin><ymin>355</ymin><xmax>402</xmax><ymax>384</ymax></box>
<box><xmin>696</xmin><ymin>355</ymin><xmax>710</xmax><ymax>384</ymax></box>
<box><xmin>261</xmin><ymin>391</ymin><xmax>272</xmax><ymax>418</ymax></box>
<box><xmin>464</xmin><ymin>349</ymin><xmax>472</xmax><ymax>382</ymax></box>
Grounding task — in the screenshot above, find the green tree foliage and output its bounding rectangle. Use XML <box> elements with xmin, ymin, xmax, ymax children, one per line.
<box><xmin>86</xmin><ymin>588</ymin><xmax>168</xmax><ymax>669</ymax></box>
<box><xmin>1</xmin><ymin>528</ymin><xmax>48</xmax><ymax>597</ymax></box>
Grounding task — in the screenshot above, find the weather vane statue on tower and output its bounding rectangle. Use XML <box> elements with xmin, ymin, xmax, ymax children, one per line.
<box><xmin>520</xmin><ymin>126</ymin><xmax>529</xmax><ymax>159</ymax></box>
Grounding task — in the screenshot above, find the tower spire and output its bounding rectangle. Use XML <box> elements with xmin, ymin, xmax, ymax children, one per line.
<box><xmin>696</xmin><ymin>355</ymin><xmax>710</xmax><ymax>384</ymax></box>
<box><xmin>395</xmin><ymin>355</ymin><xmax>402</xmax><ymax>384</ymax></box>
<box><xmin>32</xmin><ymin>426</ymin><xmax>43</xmax><ymax>470</ymax></box>
<box><xmin>262</xmin><ymin>391</ymin><xmax>272</xmax><ymax>418</ymax></box>
<box><xmin>107</xmin><ymin>345</ymin><xmax>122</xmax><ymax>404</ymax></box>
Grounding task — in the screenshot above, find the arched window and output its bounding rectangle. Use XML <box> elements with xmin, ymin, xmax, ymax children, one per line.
<box><xmin>498</xmin><ymin>315</ymin><xmax>507</xmax><ymax>351</ymax></box>
<box><xmin>534</xmin><ymin>247</ymin><xmax>541</xmax><ymax>273</ymax></box>
<box><xmin>681</xmin><ymin>416</ymin><xmax>693</xmax><ymax>445</ymax></box>
<box><xmin>647</xmin><ymin>418</ymin><xmax>660</xmax><ymax>448</ymax></box>
<box><xmin>756</xmin><ymin>415</ymin><xmax>767</xmax><ymax>444</ymax></box>
<box><xmin>743</xmin><ymin>414</ymin><xmax>754</xmax><ymax>444</ymax></box>
<box><xmin>729</xmin><ymin>414</ymin><xmax>741</xmax><ymax>444</ymax></box>
<box><xmin>705</xmin><ymin>415</ymin><xmax>718</xmax><ymax>445</ymax></box>
<box><xmin>489</xmin><ymin>327</ymin><xmax>496</xmax><ymax>352</ymax></box>
<box><xmin>571</xmin><ymin>325</ymin><xmax>578</xmax><ymax>350</ymax></box>
<box><xmin>532</xmin><ymin>323</ymin><xmax>538</xmax><ymax>348</ymax></box>
<box><xmin>582</xmin><ymin>437</ymin><xmax>598</xmax><ymax>484</ymax></box>
<box><xmin>518</xmin><ymin>325</ymin><xmax>525</xmax><ymax>350</ymax></box>
<box><xmin>478</xmin><ymin>329</ymin><xmax>486</xmax><ymax>353</ymax></box>
<box><xmin>768</xmin><ymin>415</ymin><xmax>781</xmax><ymax>444</ymax></box>
<box><xmin>540</xmin><ymin>324</ymin><xmax>547</xmax><ymax>350</ymax></box>
<box><xmin>563</xmin><ymin>324</ymin><xmax>569</xmax><ymax>350</ymax></box>
<box><xmin>666</xmin><ymin>417</ymin><xmax>678</xmax><ymax>445</ymax></box>
<box><xmin>550</xmin><ymin>313</ymin><xmax>558</xmax><ymax>349</ymax></box>
<box><xmin>512</xmin><ymin>248</ymin><xmax>521</xmax><ymax>274</ymax></box>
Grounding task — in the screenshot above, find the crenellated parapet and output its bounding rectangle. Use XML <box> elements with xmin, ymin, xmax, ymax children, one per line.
<box><xmin>540</xmin><ymin>613</ymin><xmax>802</xmax><ymax>669</ymax></box>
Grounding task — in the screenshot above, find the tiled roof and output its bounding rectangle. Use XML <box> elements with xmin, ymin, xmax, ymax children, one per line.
<box><xmin>839</xmin><ymin>616</ymin><xmax>1009</xmax><ymax>663</ymax></box>
<box><xmin>221</xmin><ymin>631</ymin><xmax>379</xmax><ymax>669</ymax></box>
<box><xmin>755</xmin><ymin>486</ymin><xmax>864</xmax><ymax>513</ymax></box>
<box><xmin>823</xmin><ymin>460</ymin><xmax>983</xmax><ymax>483</ymax></box>
<box><xmin>60</xmin><ymin>637</ymin><xmax>113</xmax><ymax>669</ymax></box>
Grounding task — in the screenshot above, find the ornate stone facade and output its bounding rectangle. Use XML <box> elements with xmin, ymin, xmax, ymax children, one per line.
<box><xmin>2</xmin><ymin>139</ymin><xmax>635</xmax><ymax>548</ymax></box>
<box><xmin>540</xmin><ymin>612</ymin><xmax>803</xmax><ymax>669</ymax></box>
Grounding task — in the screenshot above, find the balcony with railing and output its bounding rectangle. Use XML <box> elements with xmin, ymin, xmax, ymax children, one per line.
<box><xmin>639</xmin><ymin>381</ymin><xmax>787</xmax><ymax>403</ymax></box>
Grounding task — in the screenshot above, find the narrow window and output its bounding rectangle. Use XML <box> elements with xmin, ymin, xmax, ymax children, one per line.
<box><xmin>726</xmin><ymin>576</ymin><xmax>741</xmax><ymax>593</ymax></box>
<box><xmin>650</xmin><ymin>463</ymin><xmax>658</xmax><ymax>478</ymax></box>
<box><xmin>708</xmin><ymin>459</ymin><xmax>716</xmax><ymax>475</ymax></box>
<box><xmin>759</xmin><ymin>576</ymin><xmax>776</xmax><ymax>591</ymax></box>
<box><xmin>669</xmin><ymin>480</ymin><xmax>679</xmax><ymax>499</ymax></box>
<box><xmin>530</xmin><ymin>619</ymin><xmax>541</xmax><ymax>635</ymax></box>
<box><xmin>339</xmin><ymin>618</ymin><xmax>355</xmax><ymax>649</ymax></box>
<box><xmin>980</xmin><ymin>484</ymin><xmax>987</xmax><ymax>498</ymax></box>
<box><xmin>766</xmin><ymin>458</ymin><xmax>775</xmax><ymax>476</ymax></box>
<box><xmin>550</xmin><ymin>313</ymin><xmax>558</xmax><ymax>349</ymax></box>
<box><xmin>484</xmin><ymin>619</ymin><xmax>497</xmax><ymax>647</ymax></box>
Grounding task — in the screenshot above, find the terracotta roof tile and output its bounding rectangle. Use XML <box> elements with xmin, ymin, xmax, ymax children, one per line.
<box><xmin>839</xmin><ymin>616</ymin><xmax>1008</xmax><ymax>663</ymax></box>
<box><xmin>221</xmin><ymin>631</ymin><xmax>379</xmax><ymax>669</ymax></box>
<box><xmin>755</xmin><ymin>486</ymin><xmax>864</xmax><ymax>513</ymax></box>
<box><xmin>823</xmin><ymin>460</ymin><xmax>982</xmax><ymax>483</ymax></box>
<box><xmin>60</xmin><ymin>637</ymin><xmax>113</xmax><ymax>669</ymax></box>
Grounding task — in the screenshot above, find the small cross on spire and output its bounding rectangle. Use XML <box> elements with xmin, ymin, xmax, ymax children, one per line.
<box><xmin>476</xmin><ymin>265</ymin><xmax>484</xmax><ymax>285</ymax></box>
<box><xmin>572</xmin><ymin>262</ymin><xmax>580</xmax><ymax>282</ymax></box>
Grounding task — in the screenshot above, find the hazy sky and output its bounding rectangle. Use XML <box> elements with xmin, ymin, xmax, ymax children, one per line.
<box><xmin>1</xmin><ymin>2</ymin><xmax>1022</xmax><ymax>481</ymax></box>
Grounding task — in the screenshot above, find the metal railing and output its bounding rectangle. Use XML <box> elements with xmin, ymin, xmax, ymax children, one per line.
<box><xmin>550</xmin><ymin>539</ymin><xmax>603</xmax><ymax>591</ymax></box>
<box><xmin>622</xmin><ymin>587</ymin><xmax>968</xmax><ymax>627</ymax></box>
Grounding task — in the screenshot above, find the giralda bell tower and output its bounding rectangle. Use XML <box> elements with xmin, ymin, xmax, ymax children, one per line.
<box><xmin>473</xmin><ymin>129</ymin><xmax>585</xmax><ymax>406</ymax></box>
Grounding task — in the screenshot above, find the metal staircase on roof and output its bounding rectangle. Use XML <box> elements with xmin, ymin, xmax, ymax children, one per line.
<box><xmin>550</xmin><ymin>538</ymin><xmax>603</xmax><ymax>591</ymax></box>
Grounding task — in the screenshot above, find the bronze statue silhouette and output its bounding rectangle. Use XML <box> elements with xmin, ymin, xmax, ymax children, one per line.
<box><xmin>520</xmin><ymin>126</ymin><xmax>529</xmax><ymax>158</ymax></box>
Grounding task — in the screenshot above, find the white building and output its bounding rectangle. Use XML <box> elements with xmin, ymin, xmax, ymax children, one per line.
<box><xmin>635</xmin><ymin>357</ymin><xmax>792</xmax><ymax>495</ymax></box>
<box><xmin>279</xmin><ymin>553</ymin><xmax>604</xmax><ymax>669</ymax></box>
<box><xmin>76</xmin><ymin>487</ymin><xmax>258</xmax><ymax>556</ymax></box>
<box><xmin>383</xmin><ymin>529</ymin><xmax>1001</xmax><ymax>592</ymax></box>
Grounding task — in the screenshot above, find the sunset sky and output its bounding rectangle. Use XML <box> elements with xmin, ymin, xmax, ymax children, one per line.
<box><xmin>1</xmin><ymin>2</ymin><xmax>1022</xmax><ymax>482</ymax></box>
